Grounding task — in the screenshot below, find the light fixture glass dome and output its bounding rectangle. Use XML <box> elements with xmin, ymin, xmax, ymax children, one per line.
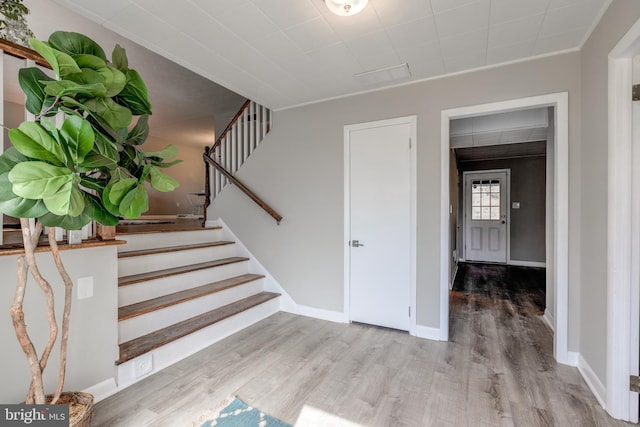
<box><xmin>325</xmin><ymin>0</ymin><xmax>369</xmax><ymax>16</ymax></box>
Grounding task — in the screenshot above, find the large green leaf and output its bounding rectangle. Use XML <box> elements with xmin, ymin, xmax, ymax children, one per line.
<box><xmin>142</xmin><ymin>144</ymin><xmax>178</xmax><ymax>159</ymax></box>
<box><xmin>108</xmin><ymin>177</ymin><xmax>137</xmax><ymax>205</ymax></box>
<box><xmin>19</xmin><ymin>67</ymin><xmax>53</xmax><ymax>115</ymax></box>
<box><xmin>127</xmin><ymin>115</ymin><xmax>149</xmax><ymax>146</ymax></box>
<box><xmin>72</xmin><ymin>55</ymin><xmax>125</xmax><ymax>96</ymax></box>
<box><xmin>9</xmin><ymin>122</ymin><xmax>66</xmax><ymax>165</ymax></box>
<box><xmin>92</xmin><ymin>131</ymin><xmax>120</xmax><ymax>163</ymax></box>
<box><xmin>44</xmin><ymin>183</ymin><xmax>84</xmax><ymax>216</ymax></box>
<box><xmin>80</xmin><ymin>176</ymin><xmax>107</xmax><ymax>192</ymax></box>
<box><xmin>116</xmin><ymin>69</ymin><xmax>152</xmax><ymax>115</ymax></box>
<box><xmin>73</xmin><ymin>53</ymin><xmax>107</xmax><ymax>70</ymax></box>
<box><xmin>29</xmin><ymin>39</ymin><xmax>81</xmax><ymax>78</ymax></box>
<box><xmin>150</xmin><ymin>158</ymin><xmax>183</xmax><ymax>168</ymax></box>
<box><xmin>105</xmin><ymin>66</ymin><xmax>126</xmax><ymax>97</ymax></box>
<box><xmin>149</xmin><ymin>167</ymin><xmax>179</xmax><ymax>192</ymax></box>
<box><xmin>42</xmin><ymin>79</ymin><xmax>107</xmax><ymax>98</ymax></box>
<box><xmin>112</xmin><ymin>44</ymin><xmax>129</xmax><ymax>71</ymax></box>
<box><xmin>8</xmin><ymin>161</ymin><xmax>74</xmax><ymax>200</ymax></box>
<box><xmin>101</xmin><ymin>183</ymin><xmax>123</xmax><ymax>217</ymax></box>
<box><xmin>0</xmin><ymin>195</ymin><xmax>49</xmax><ymax>218</ymax></box>
<box><xmin>84</xmin><ymin>193</ymin><xmax>118</xmax><ymax>226</ymax></box>
<box><xmin>118</xmin><ymin>184</ymin><xmax>148</xmax><ymax>219</ymax></box>
<box><xmin>38</xmin><ymin>211</ymin><xmax>91</xmax><ymax>229</ymax></box>
<box><xmin>78</xmin><ymin>153</ymin><xmax>117</xmax><ymax>171</ymax></box>
<box><xmin>84</xmin><ymin>97</ymin><xmax>132</xmax><ymax>130</ymax></box>
<box><xmin>61</xmin><ymin>116</ymin><xmax>95</xmax><ymax>163</ymax></box>
<box><xmin>48</xmin><ymin>31</ymin><xmax>107</xmax><ymax>61</ymax></box>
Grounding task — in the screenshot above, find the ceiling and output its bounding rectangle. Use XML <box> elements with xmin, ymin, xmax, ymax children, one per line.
<box><xmin>19</xmin><ymin>0</ymin><xmax>247</xmax><ymax>147</ymax></box>
<box><xmin>50</xmin><ymin>0</ymin><xmax>610</xmax><ymax>110</ymax></box>
<box><xmin>455</xmin><ymin>140</ymin><xmax>546</xmax><ymax>163</ymax></box>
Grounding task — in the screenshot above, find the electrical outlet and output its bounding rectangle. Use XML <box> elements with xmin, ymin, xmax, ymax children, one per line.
<box><xmin>133</xmin><ymin>354</ymin><xmax>153</xmax><ymax>379</ymax></box>
<box><xmin>77</xmin><ymin>277</ymin><xmax>94</xmax><ymax>299</ymax></box>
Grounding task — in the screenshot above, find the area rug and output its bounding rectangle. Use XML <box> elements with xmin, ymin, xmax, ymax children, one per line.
<box><xmin>198</xmin><ymin>397</ymin><xmax>292</xmax><ymax>427</ymax></box>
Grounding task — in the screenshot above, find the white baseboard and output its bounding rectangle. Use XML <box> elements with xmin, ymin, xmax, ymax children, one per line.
<box><xmin>295</xmin><ymin>304</ymin><xmax>347</xmax><ymax>323</ymax></box>
<box><xmin>205</xmin><ymin>219</ymin><xmax>218</xmax><ymax>228</ymax></box>
<box><xmin>542</xmin><ymin>309</ymin><xmax>555</xmax><ymax>332</ymax></box>
<box><xmin>416</xmin><ymin>324</ymin><xmax>446</xmax><ymax>341</ymax></box>
<box><xmin>577</xmin><ymin>353</ymin><xmax>607</xmax><ymax>409</ymax></box>
<box><xmin>567</xmin><ymin>351</ymin><xmax>579</xmax><ymax>367</ymax></box>
<box><xmin>83</xmin><ymin>378</ymin><xmax>118</xmax><ymax>403</ymax></box>
<box><xmin>509</xmin><ymin>260</ymin><xmax>546</xmax><ymax>268</ymax></box>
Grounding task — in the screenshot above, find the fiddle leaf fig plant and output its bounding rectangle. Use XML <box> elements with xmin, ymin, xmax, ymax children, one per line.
<box><xmin>0</xmin><ymin>31</ymin><xmax>180</xmax><ymax>405</ymax></box>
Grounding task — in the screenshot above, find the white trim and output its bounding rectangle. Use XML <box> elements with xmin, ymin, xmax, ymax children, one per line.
<box><xmin>567</xmin><ymin>351</ymin><xmax>579</xmax><ymax>367</ymax></box>
<box><xmin>441</xmin><ymin>92</ymin><xmax>570</xmax><ymax>362</ymax></box>
<box><xmin>214</xmin><ymin>217</ymin><xmax>297</xmax><ymax>314</ymax></box>
<box><xmin>578</xmin><ymin>353</ymin><xmax>607</xmax><ymax>409</ymax></box>
<box><xmin>296</xmin><ymin>305</ymin><xmax>347</xmax><ymax>323</ymax></box>
<box><xmin>83</xmin><ymin>378</ymin><xmax>118</xmax><ymax>403</ymax></box>
<box><xmin>416</xmin><ymin>325</ymin><xmax>446</xmax><ymax>341</ymax></box>
<box><xmin>343</xmin><ymin>116</ymin><xmax>418</xmax><ymax>336</ymax></box>
<box><xmin>509</xmin><ymin>260</ymin><xmax>546</xmax><ymax>268</ymax></box>
<box><xmin>543</xmin><ymin>309</ymin><xmax>555</xmax><ymax>332</ymax></box>
<box><xmin>607</xmin><ymin>16</ymin><xmax>640</xmax><ymax>422</ymax></box>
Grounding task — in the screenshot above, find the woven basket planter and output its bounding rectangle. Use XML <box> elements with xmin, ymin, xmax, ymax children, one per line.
<box><xmin>47</xmin><ymin>392</ymin><xmax>93</xmax><ymax>427</ymax></box>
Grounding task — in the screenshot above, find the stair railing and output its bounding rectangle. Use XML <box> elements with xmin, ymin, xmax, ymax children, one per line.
<box><xmin>203</xmin><ymin>100</ymin><xmax>281</xmax><ymax>225</ymax></box>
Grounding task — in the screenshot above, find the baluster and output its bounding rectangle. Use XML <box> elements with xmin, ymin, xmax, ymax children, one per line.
<box><xmin>255</xmin><ymin>103</ymin><xmax>262</xmax><ymax>150</ymax></box>
<box><xmin>260</xmin><ymin>106</ymin><xmax>269</xmax><ymax>142</ymax></box>
<box><xmin>243</xmin><ymin>108</ymin><xmax>249</xmax><ymax>165</ymax></box>
<box><xmin>249</xmin><ymin>101</ymin><xmax>256</xmax><ymax>154</ymax></box>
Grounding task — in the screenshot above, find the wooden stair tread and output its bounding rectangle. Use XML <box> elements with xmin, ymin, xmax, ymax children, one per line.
<box><xmin>116</xmin><ymin>223</ymin><xmax>220</xmax><ymax>235</ymax></box>
<box><xmin>118</xmin><ymin>241</ymin><xmax>234</xmax><ymax>258</ymax></box>
<box><xmin>118</xmin><ymin>273</ymin><xmax>264</xmax><ymax>321</ymax></box>
<box><xmin>117</xmin><ymin>291</ymin><xmax>280</xmax><ymax>364</ymax></box>
<box><xmin>118</xmin><ymin>257</ymin><xmax>249</xmax><ymax>287</ymax></box>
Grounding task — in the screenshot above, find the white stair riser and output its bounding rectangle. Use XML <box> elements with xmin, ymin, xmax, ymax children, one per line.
<box><xmin>118</xmin><ymin>279</ymin><xmax>264</xmax><ymax>343</ymax></box>
<box><xmin>118</xmin><ymin>244</ymin><xmax>237</xmax><ymax>276</ymax></box>
<box><xmin>118</xmin><ymin>262</ymin><xmax>249</xmax><ymax>306</ymax></box>
<box><xmin>117</xmin><ymin>229</ymin><xmax>222</xmax><ymax>252</ymax></box>
<box><xmin>117</xmin><ymin>298</ymin><xmax>280</xmax><ymax>388</ymax></box>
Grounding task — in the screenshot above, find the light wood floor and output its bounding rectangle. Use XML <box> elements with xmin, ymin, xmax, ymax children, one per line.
<box><xmin>94</xmin><ymin>288</ymin><xmax>632</xmax><ymax>426</ymax></box>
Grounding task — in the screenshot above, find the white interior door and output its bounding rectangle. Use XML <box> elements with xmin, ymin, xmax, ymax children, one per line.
<box><xmin>348</xmin><ymin>121</ymin><xmax>411</xmax><ymax>331</ymax></box>
<box><xmin>464</xmin><ymin>170</ymin><xmax>509</xmax><ymax>263</ymax></box>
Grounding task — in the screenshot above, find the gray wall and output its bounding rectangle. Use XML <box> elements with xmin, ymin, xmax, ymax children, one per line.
<box><xmin>0</xmin><ymin>246</ymin><xmax>119</xmax><ymax>403</ymax></box>
<box><xmin>209</xmin><ymin>50</ymin><xmax>583</xmax><ymax>330</ymax></box>
<box><xmin>579</xmin><ymin>0</ymin><xmax>640</xmax><ymax>385</ymax></box>
<box><xmin>144</xmin><ymin>135</ymin><xmax>205</xmax><ymax>216</ymax></box>
<box><xmin>458</xmin><ymin>155</ymin><xmax>546</xmax><ymax>263</ymax></box>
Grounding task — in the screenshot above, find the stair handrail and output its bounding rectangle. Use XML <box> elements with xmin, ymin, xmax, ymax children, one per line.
<box><xmin>203</xmin><ymin>153</ymin><xmax>282</xmax><ymax>224</ymax></box>
<box><xmin>211</xmin><ymin>99</ymin><xmax>251</xmax><ymax>153</ymax></box>
<box><xmin>202</xmin><ymin>99</ymin><xmax>276</xmax><ymax>226</ymax></box>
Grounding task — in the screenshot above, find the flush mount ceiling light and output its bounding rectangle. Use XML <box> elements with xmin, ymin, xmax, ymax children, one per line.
<box><xmin>325</xmin><ymin>0</ymin><xmax>369</xmax><ymax>16</ymax></box>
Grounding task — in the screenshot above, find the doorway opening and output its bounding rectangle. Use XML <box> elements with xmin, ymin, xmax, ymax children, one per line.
<box><xmin>440</xmin><ymin>93</ymin><xmax>569</xmax><ymax>366</ymax></box>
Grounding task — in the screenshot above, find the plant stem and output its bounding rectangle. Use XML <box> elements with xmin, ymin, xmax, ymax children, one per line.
<box><xmin>48</xmin><ymin>228</ymin><xmax>73</xmax><ymax>404</ymax></box>
<box><xmin>9</xmin><ymin>255</ymin><xmax>45</xmax><ymax>404</ymax></box>
<box><xmin>19</xmin><ymin>218</ymin><xmax>57</xmax><ymax>404</ymax></box>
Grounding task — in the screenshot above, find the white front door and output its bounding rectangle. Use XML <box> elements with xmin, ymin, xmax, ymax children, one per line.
<box><xmin>348</xmin><ymin>120</ymin><xmax>411</xmax><ymax>331</ymax></box>
<box><xmin>464</xmin><ymin>170</ymin><xmax>509</xmax><ymax>263</ymax></box>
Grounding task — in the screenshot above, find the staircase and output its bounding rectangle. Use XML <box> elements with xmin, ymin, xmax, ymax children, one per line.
<box><xmin>115</xmin><ymin>222</ymin><xmax>280</xmax><ymax>387</ymax></box>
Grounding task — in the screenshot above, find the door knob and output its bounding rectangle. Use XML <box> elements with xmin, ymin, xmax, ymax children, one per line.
<box><xmin>351</xmin><ymin>240</ymin><xmax>365</xmax><ymax>247</ymax></box>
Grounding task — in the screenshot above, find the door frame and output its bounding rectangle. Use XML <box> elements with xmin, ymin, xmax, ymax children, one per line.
<box><xmin>440</xmin><ymin>93</ymin><xmax>570</xmax><ymax>364</ymax></box>
<box><xmin>607</xmin><ymin>16</ymin><xmax>640</xmax><ymax>422</ymax></box>
<box><xmin>462</xmin><ymin>169</ymin><xmax>511</xmax><ymax>264</ymax></box>
<box><xmin>343</xmin><ymin>115</ymin><xmax>417</xmax><ymax>336</ymax></box>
